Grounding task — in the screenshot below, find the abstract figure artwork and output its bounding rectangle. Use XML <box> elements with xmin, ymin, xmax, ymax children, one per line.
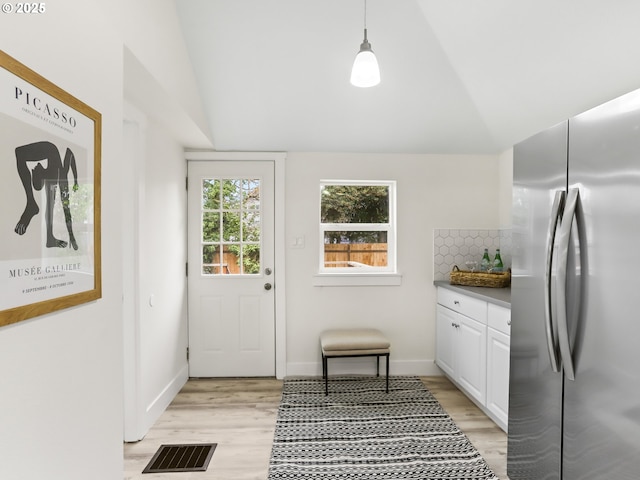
<box><xmin>0</xmin><ymin>50</ymin><xmax>101</xmax><ymax>327</ymax></box>
<box><xmin>14</xmin><ymin>141</ymin><xmax>79</xmax><ymax>250</ymax></box>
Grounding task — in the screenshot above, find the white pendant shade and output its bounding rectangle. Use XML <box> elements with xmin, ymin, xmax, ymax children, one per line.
<box><xmin>350</xmin><ymin>44</ymin><xmax>380</xmax><ymax>88</ymax></box>
<box><xmin>350</xmin><ymin>1</ymin><xmax>380</xmax><ymax>88</ymax></box>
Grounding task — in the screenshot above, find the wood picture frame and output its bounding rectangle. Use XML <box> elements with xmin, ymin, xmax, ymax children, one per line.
<box><xmin>0</xmin><ymin>50</ymin><xmax>101</xmax><ymax>327</ymax></box>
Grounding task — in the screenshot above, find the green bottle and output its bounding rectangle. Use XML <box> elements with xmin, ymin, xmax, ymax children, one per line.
<box><xmin>480</xmin><ymin>248</ymin><xmax>491</xmax><ymax>271</ymax></box>
<box><xmin>493</xmin><ymin>249</ymin><xmax>504</xmax><ymax>272</ymax></box>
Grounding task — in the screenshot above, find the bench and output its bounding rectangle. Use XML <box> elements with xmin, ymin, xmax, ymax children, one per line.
<box><xmin>320</xmin><ymin>328</ymin><xmax>390</xmax><ymax>395</ymax></box>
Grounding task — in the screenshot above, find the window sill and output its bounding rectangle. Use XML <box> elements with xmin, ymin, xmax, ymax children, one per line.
<box><xmin>312</xmin><ymin>273</ymin><xmax>403</xmax><ymax>287</ymax></box>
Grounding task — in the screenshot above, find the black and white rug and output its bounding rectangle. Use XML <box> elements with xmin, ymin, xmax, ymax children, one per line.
<box><xmin>267</xmin><ymin>376</ymin><xmax>499</xmax><ymax>480</ymax></box>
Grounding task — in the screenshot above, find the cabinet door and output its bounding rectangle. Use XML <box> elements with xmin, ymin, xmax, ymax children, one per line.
<box><xmin>457</xmin><ymin>314</ymin><xmax>487</xmax><ymax>405</ymax></box>
<box><xmin>487</xmin><ymin>327</ymin><xmax>510</xmax><ymax>430</ymax></box>
<box><xmin>435</xmin><ymin>305</ymin><xmax>456</xmax><ymax>378</ymax></box>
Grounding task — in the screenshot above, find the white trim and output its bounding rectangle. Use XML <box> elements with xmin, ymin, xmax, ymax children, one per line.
<box><xmin>313</xmin><ymin>273</ymin><xmax>402</xmax><ymax>286</ymax></box>
<box><xmin>142</xmin><ymin>365</ymin><xmax>189</xmax><ymax>434</ymax></box>
<box><xmin>122</xmin><ymin>103</ymin><xmax>146</xmax><ymax>442</ymax></box>
<box><xmin>185</xmin><ymin>151</ymin><xmax>287</xmax><ymax>379</ymax></box>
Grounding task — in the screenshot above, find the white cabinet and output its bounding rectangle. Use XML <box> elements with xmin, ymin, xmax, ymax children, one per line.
<box><xmin>436</xmin><ymin>287</ymin><xmax>510</xmax><ymax>432</ymax></box>
<box><xmin>457</xmin><ymin>313</ymin><xmax>487</xmax><ymax>404</ymax></box>
<box><xmin>435</xmin><ymin>290</ymin><xmax>487</xmax><ymax>406</ymax></box>
<box><xmin>435</xmin><ymin>304</ymin><xmax>456</xmax><ymax>378</ymax></box>
<box><xmin>486</xmin><ymin>303</ymin><xmax>511</xmax><ymax>431</ymax></box>
<box><xmin>436</xmin><ymin>304</ymin><xmax>487</xmax><ymax>405</ymax></box>
<box><xmin>487</xmin><ymin>325</ymin><xmax>510</xmax><ymax>428</ymax></box>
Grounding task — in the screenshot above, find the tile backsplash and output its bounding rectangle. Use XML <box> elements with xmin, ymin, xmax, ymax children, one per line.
<box><xmin>433</xmin><ymin>229</ymin><xmax>512</xmax><ymax>281</ymax></box>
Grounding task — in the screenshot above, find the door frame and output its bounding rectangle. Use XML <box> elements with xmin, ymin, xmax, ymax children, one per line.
<box><xmin>122</xmin><ymin>102</ymin><xmax>146</xmax><ymax>441</ymax></box>
<box><xmin>185</xmin><ymin>151</ymin><xmax>287</xmax><ymax>379</ymax></box>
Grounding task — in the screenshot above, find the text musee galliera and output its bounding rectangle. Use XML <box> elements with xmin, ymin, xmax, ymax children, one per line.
<box><xmin>9</xmin><ymin>263</ymin><xmax>81</xmax><ymax>278</ymax></box>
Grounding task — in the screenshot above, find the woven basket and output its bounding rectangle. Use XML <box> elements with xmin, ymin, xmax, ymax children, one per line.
<box><xmin>449</xmin><ymin>265</ymin><xmax>511</xmax><ymax>288</ymax></box>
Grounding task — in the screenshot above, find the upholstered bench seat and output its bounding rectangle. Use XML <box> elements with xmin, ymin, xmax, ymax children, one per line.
<box><xmin>320</xmin><ymin>328</ymin><xmax>390</xmax><ymax>395</ymax></box>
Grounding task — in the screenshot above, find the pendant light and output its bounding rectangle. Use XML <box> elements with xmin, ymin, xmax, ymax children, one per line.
<box><xmin>350</xmin><ymin>0</ymin><xmax>380</xmax><ymax>88</ymax></box>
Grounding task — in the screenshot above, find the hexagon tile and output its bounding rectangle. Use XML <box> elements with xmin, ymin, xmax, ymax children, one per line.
<box><xmin>433</xmin><ymin>229</ymin><xmax>512</xmax><ymax>281</ymax></box>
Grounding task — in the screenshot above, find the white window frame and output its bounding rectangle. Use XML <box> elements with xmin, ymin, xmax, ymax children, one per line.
<box><xmin>315</xmin><ymin>180</ymin><xmax>400</xmax><ymax>286</ymax></box>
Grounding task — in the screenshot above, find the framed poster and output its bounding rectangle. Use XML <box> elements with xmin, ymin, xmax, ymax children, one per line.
<box><xmin>0</xmin><ymin>50</ymin><xmax>101</xmax><ymax>327</ymax></box>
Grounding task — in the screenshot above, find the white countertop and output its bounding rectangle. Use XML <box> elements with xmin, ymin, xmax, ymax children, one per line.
<box><xmin>434</xmin><ymin>281</ymin><xmax>511</xmax><ymax>308</ymax></box>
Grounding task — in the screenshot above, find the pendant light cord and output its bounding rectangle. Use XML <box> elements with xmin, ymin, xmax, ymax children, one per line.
<box><xmin>364</xmin><ymin>0</ymin><xmax>367</xmax><ymax>30</ymax></box>
<box><xmin>363</xmin><ymin>0</ymin><xmax>368</xmax><ymax>41</ymax></box>
<box><xmin>364</xmin><ymin>0</ymin><xmax>367</xmax><ymax>29</ymax></box>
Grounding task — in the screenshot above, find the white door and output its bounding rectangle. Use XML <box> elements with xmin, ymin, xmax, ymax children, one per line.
<box><xmin>187</xmin><ymin>160</ymin><xmax>275</xmax><ymax>377</ymax></box>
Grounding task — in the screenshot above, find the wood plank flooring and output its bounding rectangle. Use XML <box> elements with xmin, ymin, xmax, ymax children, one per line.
<box><xmin>422</xmin><ymin>376</ymin><xmax>508</xmax><ymax>480</ymax></box>
<box><xmin>123</xmin><ymin>376</ymin><xmax>508</xmax><ymax>480</ymax></box>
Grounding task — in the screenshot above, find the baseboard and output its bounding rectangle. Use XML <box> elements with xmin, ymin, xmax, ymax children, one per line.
<box><xmin>142</xmin><ymin>364</ymin><xmax>189</xmax><ymax>436</ymax></box>
<box><xmin>286</xmin><ymin>359</ymin><xmax>442</xmax><ymax>377</ymax></box>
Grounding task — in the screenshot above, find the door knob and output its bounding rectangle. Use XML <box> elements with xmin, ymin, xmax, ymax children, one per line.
<box><xmin>264</xmin><ymin>283</ymin><xmax>272</xmax><ymax>291</ymax></box>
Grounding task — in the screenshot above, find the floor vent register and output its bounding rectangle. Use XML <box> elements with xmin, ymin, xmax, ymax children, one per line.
<box><xmin>142</xmin><ymin>443</ymin><xmax>217</xmax><ymax>474</ymax></box>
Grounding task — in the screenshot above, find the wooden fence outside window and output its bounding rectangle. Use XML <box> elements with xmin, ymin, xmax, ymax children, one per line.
<box><xmin>323</xmin><ymin>243</ymin><xmax>388</xmax><ymax>268</ymax></box>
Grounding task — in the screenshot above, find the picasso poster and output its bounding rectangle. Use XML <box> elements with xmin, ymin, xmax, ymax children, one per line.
<box><xmin>0</xmin><ymin>50</ymin><xmax>101</xmax><ymax>327</ymax></box>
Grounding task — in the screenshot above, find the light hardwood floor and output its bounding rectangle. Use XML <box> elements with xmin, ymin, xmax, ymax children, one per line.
<box><xmin>123</xmin><ymin>376</ymin><xmax>508</xmax><ymax>480</ymax></box>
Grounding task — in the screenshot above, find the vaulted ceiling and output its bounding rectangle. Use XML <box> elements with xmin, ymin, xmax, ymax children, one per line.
<box><xmin>175</xmin><ymin>0</ymin><xmax>640</xmax><ymax>154</ymax></box>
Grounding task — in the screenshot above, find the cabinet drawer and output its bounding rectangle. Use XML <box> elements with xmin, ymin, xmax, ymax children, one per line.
<box><xmin>437</xmin><ymin>287</ymin><xmax>487</xmax><ymax>323</ymax></box>
<box><xmin>488</xmin><ymin>303</ymin><xmax>511</xmax><ymax>335</ymax></box>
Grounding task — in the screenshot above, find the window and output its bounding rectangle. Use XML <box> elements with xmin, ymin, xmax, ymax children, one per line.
<box><xmin>200</xmin><ymin>177</ymin><xmax>261</xmax><ymax>275</ymax></box>
<box><xmin>319</xmin><ymin>180</ymin><xmax>396</xmax><ymax>274</ymax></box>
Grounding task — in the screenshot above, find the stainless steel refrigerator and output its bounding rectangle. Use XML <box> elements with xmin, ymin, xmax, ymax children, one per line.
<box><xmin>508</xmin><ymin>88</ymin><xmax>640</xmax><ymax>480</ymax></box>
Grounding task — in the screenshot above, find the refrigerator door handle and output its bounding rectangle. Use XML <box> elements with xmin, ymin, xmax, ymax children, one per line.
<box><xmin>544</xmin><ymin>190</ymin><xmax>565</xmax><ymax>373</ymax></box>
<box><xmin>556</xmin><ymin>188</ymin><xmax>580</xmax><ymax>381</ymax></box>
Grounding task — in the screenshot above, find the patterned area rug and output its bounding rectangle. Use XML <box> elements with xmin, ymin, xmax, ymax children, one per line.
<box><xmin>267</xmin><ymin>376</ymin><xmax>499</xmax><ymax>480</ymax></box>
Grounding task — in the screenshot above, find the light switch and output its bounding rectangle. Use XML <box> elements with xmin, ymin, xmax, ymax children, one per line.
<box><xmin>291</xmin><ymin>236</ymin><xmax>305</xmax><ymax>248</ymax></box>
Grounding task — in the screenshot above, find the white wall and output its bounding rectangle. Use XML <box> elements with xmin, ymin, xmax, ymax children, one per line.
<box><xmin>122</xmin><ymin>0</ymin><xmax>210</xmax><ymax>142</ymax></box>
<box><xmin>0</xmin><ymin>2</ymin><xmax>124</xmax><ymax>479</ymax></box>
<box><xmin>122</xmin><ymin>107</ymin><xmax>190</xmax><ymax>441</ymax></box>
<box><xmin>137</xmin><ymin>116</ymin><xmax>189</xmax><ymax>432</ymax></box>
<box><xmin>284</xmin><ymin>152</ymin><xmax>500</xmax><ymax>376</ymax></box>
<box><xmin>119</xmin><ymin>1</ymin><xmax>211</xmax><ymax>441</ymax></box>
<box><xmin>498</xmin><ymin>148</ymin><xmax>514</xmax><ymax>228</ymax></box>
<box><xmin>0</xmin><ymin>0</ymin><xmax>208</xmax><ymax>478</ymax></box>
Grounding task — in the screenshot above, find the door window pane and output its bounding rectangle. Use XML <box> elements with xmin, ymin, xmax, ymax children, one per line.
<box><xmin>201</xmin><ymin>176</ymin><xmax>262</xmax><ymax>275</ymax></box>
<box><xmin>202</xmin><ymin>179</ymin><xmax>220</xmax><ymax>209</ymax></box>
<box><xmin>202</xmin><ymin>212</ymin><xmax>220</xmax><ymax>242</ymax></box>
<box><xmin>222</xmin><ymin>212</ymin><xmax>240</xmax><ymax>242</ymax></box>
<box><xmin>243</xmin><ymin>179</ymin><xmax>260</xmax><ymax>209</ymax></box>
<box><xmin>241</xmin><ymin>244</ymin><xmax>260</xmax><ymax>274</ymax></box>
<box><xmin>242</xmin><ymin>211</ymin><xmax>260</xmax><ymax>242</ymax></box>
<box><xmin>222</xmin><ymin>179</ymin><xmax>241</xmax><ymax>209</ymax></box>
